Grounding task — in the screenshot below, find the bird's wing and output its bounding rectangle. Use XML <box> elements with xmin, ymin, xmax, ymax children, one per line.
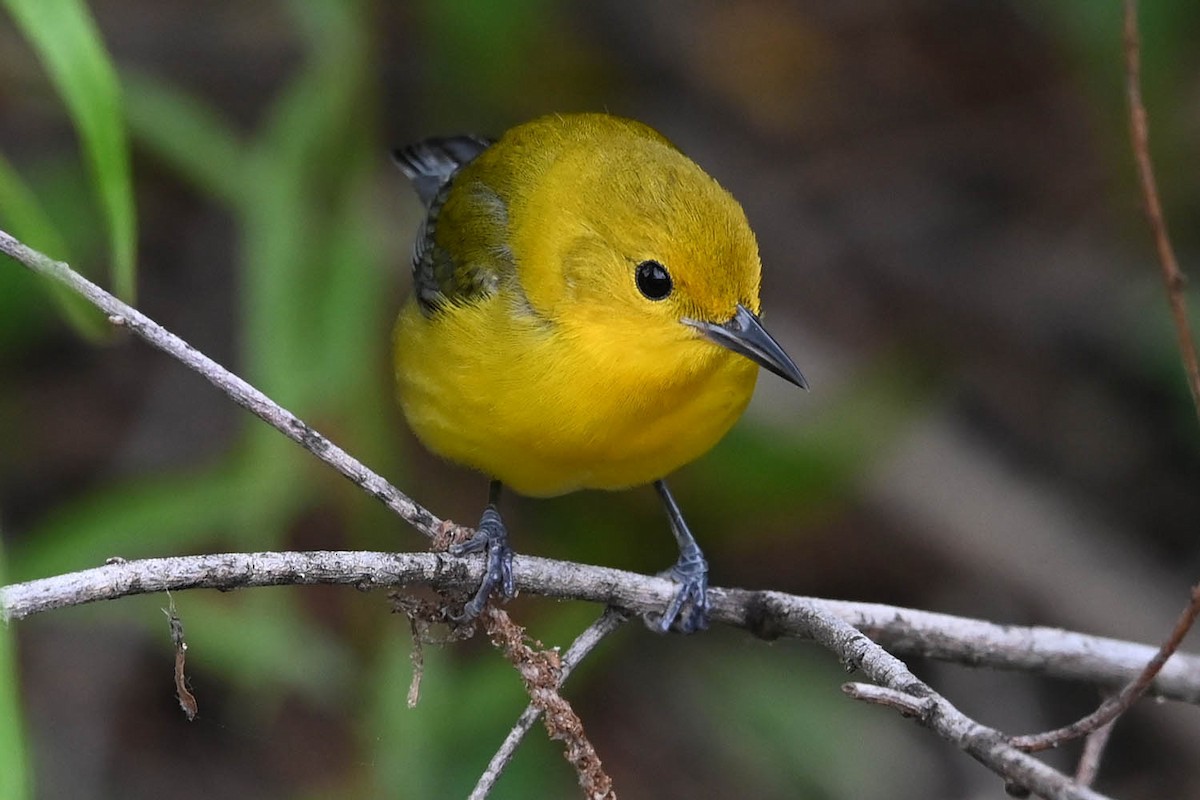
<box><xmin>392</xmin><ymin>136</ymin><xmax>503</xmax><ymax>314</ymax></box>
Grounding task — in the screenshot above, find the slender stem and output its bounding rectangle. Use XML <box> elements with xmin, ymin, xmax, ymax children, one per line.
<box><xmin>1003</xmin><ymin>0</ymin><xmax>1200</xmax><ymax>757</ymax></box>
<box><xmin>469</xmin><ymin>607</ymin><xmax>630</xmax><ymax>799</ymax></box>
<box><xmin>0</xmin><ymin>229</ymin><xmax>441</xmax><ymax>540</ymax></box>
<box><xmin>1011</xmin><ymin>583</ymin><xmax>1200</xmax><ymax>751</ymax></box>
<box><xmin>805</xmin><ymin>603</ymin><xmax>1109</xmax><ymax>800</ymax></box>
<box><xmin>1074</xmin><ymin>717</ymin><xmax>1116</xmax><ymax>787</ymax></box>
<box><xmin>1122</xmin><ymin>0</ymin><xmax>1200</xmax><ymax>424</ymax></box>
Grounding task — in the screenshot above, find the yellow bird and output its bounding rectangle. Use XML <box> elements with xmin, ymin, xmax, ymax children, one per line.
<box><xmin>392</xmin><ymin>113</ymin><xmax>805</xmax><ymax>632</ymax></box>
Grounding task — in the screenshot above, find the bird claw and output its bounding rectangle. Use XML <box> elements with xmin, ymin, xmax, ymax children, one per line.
<box><xmin>450</xmin><ymin>505</ymin><xmax>515</xmax><ymax>621</ymax></box>
<box><xmin>652</xmin><ymin>543</ymin><xmax>710</xmax><ymax>634</ymax></box>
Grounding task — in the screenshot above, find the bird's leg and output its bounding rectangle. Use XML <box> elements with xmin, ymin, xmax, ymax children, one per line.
<box><xmin>652</xmin><ymin>479</ymin><xmax>710</xmax><ymax>633</ymax></box>
<box><xmin>450</xmin><ymin>479</ymin><xmax>516</xmax><ymax>620</ymax></box>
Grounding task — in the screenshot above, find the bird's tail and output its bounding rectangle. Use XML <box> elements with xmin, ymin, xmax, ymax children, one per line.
<box><xmin>391</xmin><ymin>135</ymin><xmax>493</xmax><ymax>207</ymax></box>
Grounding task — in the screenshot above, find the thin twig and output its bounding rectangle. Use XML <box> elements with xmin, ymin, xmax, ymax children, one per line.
<box><xmin>470</xmin><ymin>607</ymin><xmax>630</xmax><ymax>799</ymax></box>
<box><xmin>478</xmin><ymin>608</ymin><xmax>616</xmax><ymax>799</ymax></box>
<box><xmin>1123</xmin><ymin>0</ymin><xmax>1200</xmax><ymax>422</ymax></box>
<box><xmin>1075</xmin><ymin>717</ymin><xmax>1117</xmax><ymax>788</ymax></box>
<box><xmin>842</xmin><ymin>683</ymin><xmax>936</xmax><ymax>718</ymax></box>
<box><xmin>1003</xmin><ymin>0</ymin><xmax>1200</xmax><ymax>756</ymax></box>
<box><xmin>0</xmin><ymin>228</ymin><xmax>441</xmax><ymax>540</ymax></box>
<box><xmin>1011</xmin><ymin>582</ymin><xmax>1200</xmax><ymax>751</ymax></box>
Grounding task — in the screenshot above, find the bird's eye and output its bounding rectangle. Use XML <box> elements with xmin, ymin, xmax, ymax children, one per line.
<box><xmin>635</xmin><ymin>260</ymin><xmax>673</xmax><ymax>301</ymax></box>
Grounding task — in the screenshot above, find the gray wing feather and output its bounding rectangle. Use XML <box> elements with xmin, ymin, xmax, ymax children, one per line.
<box><xmin>392</xmin><ymin>135</ymin><xmax>496</xmax><ymax>314</ymax></box>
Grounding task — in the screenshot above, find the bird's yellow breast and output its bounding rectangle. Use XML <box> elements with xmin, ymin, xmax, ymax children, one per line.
<box><xmin>392</xmin><ymin>113</ymin><xmax>773</xmax><ymax>497</ymax></box>
<box><xmin>394</xmin><ymin>292</ymin><xmax>758</xmax><ymax>497</ymax></box>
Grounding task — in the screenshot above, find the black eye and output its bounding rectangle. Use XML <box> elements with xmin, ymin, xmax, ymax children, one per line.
<box><xmin>635</xmin><ymin>260</ymin><xmax>673</xmax><ymax>300</ymax></box>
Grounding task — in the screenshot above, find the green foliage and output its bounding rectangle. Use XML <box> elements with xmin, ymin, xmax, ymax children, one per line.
<box><xmin>9</xmin><ymin>460</ymin><xmax>272</xmax><ymax>583</ymax></box>
<box><xmin>1024</xmin><ymin>0</ymin><xmax>1200</xmax><ymax>238</ymax></box>
<box><xmin>419</xmin><ymin>0</ymin><xmax>555</xmax><ymax>123</ymax></box>
<box><xmin>364</xmin><ymin>629</ymin><xmax>576</xmax><ymax>799</ymax></box>
<box><xmin>3</xmin><ymin>0</ymin><xmax>137</xmax><ymax>301</ymax></box>
<box><xmin>695</xmin><ymin>645</ymin><xmax>934</xmax><ymax>799</ymax></box>
<box><xmin>0</xmin><ymin>149</ymin><xmax>108</xmax><ymax>342</ymax></box>
<box><xmin>0</xmin><ymin>548</ymin><xmax>32</xmax><ymax>800</ymax></box>
<box><xmin>121</xmin><ymin>72</ymin><xmax>248</xmax><ymax>207</ymax></box>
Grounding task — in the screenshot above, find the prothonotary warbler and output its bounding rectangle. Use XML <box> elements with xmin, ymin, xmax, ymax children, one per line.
<box><xmin>392</xmin><ymin>113</ymin><xmax>806</xmax><ymax>633</ymax></box>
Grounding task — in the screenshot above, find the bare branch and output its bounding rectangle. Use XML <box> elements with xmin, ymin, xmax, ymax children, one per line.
<box><xmin>478</xmin><ymin>608</ymin><xmax>616</xmax><ymax>799</ymax></box>
<box><xmin>800</xmin><ymin>602</ymin><xmax>1110</xmax><ymax>800</ymax></box>
<box><xmin>471</xmin><ymin>607</ymin><xmax>630</xmax><ymax>799</ymax></box>
<box><xmin>4</xmin><ymin>549</ymin><xmax>1135</xmax><ymax>798</ymax></box>
<box><xmin>0</xmin><ymin>228</ymin><xmax>441</xmax><ymax>540</ymax></box>
<box><xmin>1075</xmin><ymin>718</ymin><xmax>1117</xmax><ymax>788</ymax></box>
<box><xmin>843</xmin><ymin>683</ymin><xmax>935</xmax><ymax>717</ymax></box>
<box><xmin>4</xmin><ymin>552</ymin><xmax>1199</xmax><ymax>706</ymax></box>
<box><xmin>724</xmin><ymin>590</ymin><xmax>1200</xmax><ymax>705</ymax></box>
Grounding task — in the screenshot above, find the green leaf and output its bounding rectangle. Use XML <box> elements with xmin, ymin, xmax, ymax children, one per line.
<box><xmin>122</xmin><ymin>72</ymin><xmax>248</xmax><ymax>208</ymax></box>
<box><xmin>9</xmin><ymin>460</ymin><xmax>262</xmax><ymax>583</ymax></box>
<box><xmin>698</xmin><ymin>646</ymin><xmax>936</xmax><ymax>798</ymax></box>
<box><xmin>420</xmin><ymin>0</ymin><xmax>553</xmax><ymax>121</ymax></box>
<box><xmin>363</xmin><ymin>630</ymin><xmax>570</xmax><ymax>798</ymax></box>
<box><xmin>167</xmin><ymin>590</ymin><xmax>354</xmax><ymax>705</ymax></box>
<box><xmin>311</xmin><ymin>177</ymin><xmax>386</xmax><ymax>389</ymax></box>
<box><xmin>0</xmin><ymin>151</ymin><xmax>109</xmax><ymax>340</ymax></box>
<box><xmin>239</xmin><ymin>0</ymin><xmax>369</xmax><ymax>402</ymax></box>
<box><xmin>0</xmin><ymin>547</ymin><xmax>33</xmax><ymax>800</ymax></box>
<box><xmin>4</xmin><ymin>0</ymin><xmax>137</xmax><ymax>301</ymax></box>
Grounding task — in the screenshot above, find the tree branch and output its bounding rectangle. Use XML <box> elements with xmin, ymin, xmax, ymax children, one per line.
<box><xmin>470</xmin><ymin>607</ymin><xmax>630</xmax><ymax>800</ymax></box>
<box><xmin>3</xmin><ymin>551</ymin><xmax>1198</xmax><ymax>706</ymax></box>
<box><xmin>807</xmin><ymin>603</ymin><xmax>1108</xmax><ymax>800</ymax></box>
<box><xmin>0</xmin><ymin>228</ymin><xmax>441</xmax><ymax>540</ymax></box>
<box><xmin>476</xmin><ymin>607</ymin><xmax>618</xmax><ymax>799</ymax></box>
<box><xmin>1074</xmin><ymin>718</ymin><xmax>1117</xmax><ymax>788</ymax></box>
<box><xmin>0</xmin><ymin>552</ymin><xmax>1147</xmax><ymax>799</ymax></box>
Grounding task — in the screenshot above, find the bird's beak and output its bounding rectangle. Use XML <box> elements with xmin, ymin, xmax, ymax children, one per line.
<box><xmin>683</xmin><ymin>304</ymin><xmax>808</xmax><ymax>389</ymax></box>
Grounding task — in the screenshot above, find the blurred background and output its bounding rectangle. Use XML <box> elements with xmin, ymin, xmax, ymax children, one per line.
<box><xmin>2</xmin><ymin>1</ymin><xmax>1200</xmax><ymax>797</ymax></box>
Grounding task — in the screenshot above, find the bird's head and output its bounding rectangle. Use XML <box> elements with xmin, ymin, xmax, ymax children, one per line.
<box><xmin>507</xmin><ymin>116</ymin><xmax>806</xmax><ymax>389</ymax></box>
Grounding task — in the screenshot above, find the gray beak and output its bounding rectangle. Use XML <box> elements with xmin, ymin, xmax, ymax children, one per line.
<box><xmin>683</xmin><ymin>304</ymin><xmax>808</xmax><ymax>389</ymax></box>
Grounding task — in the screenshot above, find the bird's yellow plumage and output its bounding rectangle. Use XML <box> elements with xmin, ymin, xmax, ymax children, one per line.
<box><xmin>392</xmin><ymin>113</ymin><xmax>804</xmax><ymax>631</ymax></box>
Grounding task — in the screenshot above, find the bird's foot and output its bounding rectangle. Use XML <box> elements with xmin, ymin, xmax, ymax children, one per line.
<box><xmin>653</xmin><ymin>543</ymin><xmax>709</xmax><ymax>634</ymax></box>
<box><xmin>449</xmin><ymin>504</ymin><xmax>515</xmax><ymax>621</ymax></box>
